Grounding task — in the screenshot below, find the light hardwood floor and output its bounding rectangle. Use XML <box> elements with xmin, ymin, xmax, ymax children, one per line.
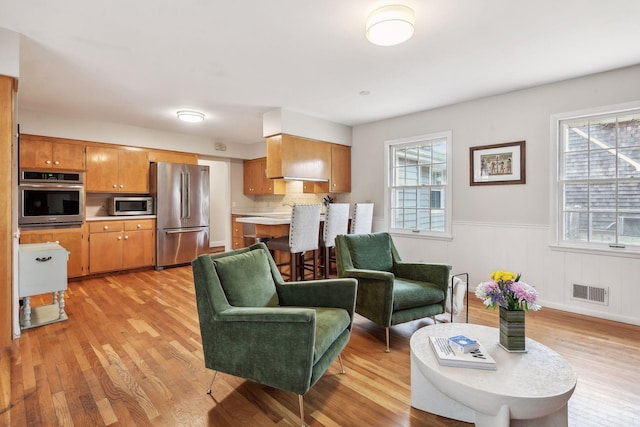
<box><xmin>3</xmin><ymin>265</ymin><xmax>639</xmax><ymax>426</ymax></box>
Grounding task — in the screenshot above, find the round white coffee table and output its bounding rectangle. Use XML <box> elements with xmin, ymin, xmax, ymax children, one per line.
<box><xmin>410</xmin><ymin>323</ymin><xmax>576</xmax><ymax>427</ymax></box>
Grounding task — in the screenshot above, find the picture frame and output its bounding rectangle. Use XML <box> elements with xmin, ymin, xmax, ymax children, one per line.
<box><xmin>470</xmin><ymin>141</ymin><xmax>526</xmax><ymax>186</ymax></box>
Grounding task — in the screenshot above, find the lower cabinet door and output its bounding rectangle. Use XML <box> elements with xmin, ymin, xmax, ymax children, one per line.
<box><xmin>89</xmin><ymin>232</ymin><xmax>124</xmax><ymax>274</ymax></box>
<box><xmin>122</xmin><ymin>229</ymin><xmax>155</xmax><ymax>269</ymax></box>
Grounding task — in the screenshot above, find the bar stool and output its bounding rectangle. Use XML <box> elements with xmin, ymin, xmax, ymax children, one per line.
<box><xmin>319</xmin><ymin>203</ymin><xmax>350</xmax><ymax>279</ymax></box>
<box><xmin>350</xmin><ymin>202</ymin><xmax>374</xmax><ymax>234</ymax></box>
<box><xmin>266</xmin><ymin>204</ymin><xmax>321</xmax><ymax>281</ymax></box>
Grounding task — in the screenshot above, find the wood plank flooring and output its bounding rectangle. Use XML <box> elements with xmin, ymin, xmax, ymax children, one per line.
<box><xmin>2</xmin><ymin>265</ymin><xmax>639</xmax><ymax>426</ymax></box>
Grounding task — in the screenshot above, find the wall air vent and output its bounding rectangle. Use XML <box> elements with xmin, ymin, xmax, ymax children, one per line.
<box><xmin>572</xmin><ymin>284</ymin><xmax>609</xmax><ymax>305</ymax></box>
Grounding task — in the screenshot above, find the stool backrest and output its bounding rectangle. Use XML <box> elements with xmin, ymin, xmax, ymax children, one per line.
<box><xmin>289</xmin><ymin>204</ymin><xmax>321</xmax><ymax>253</ymax></box>
<box><xmin>350</xmin><ymin>203</ymin><xmax>374</xmax><ymax>234</ymax></box>
<box><xmin>322</xmin><ymin>203</ymin><xmax>350</xmax><ymax>248</ymax></box>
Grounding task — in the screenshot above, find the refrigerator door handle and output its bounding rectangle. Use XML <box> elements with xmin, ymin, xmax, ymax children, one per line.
<box><xmin>185</xmin><ymin>172</ymin><xmax>191</xmax><ymax>219</ymax></box>
<box><xmin>179</xmin><ymin>172</ymin><xmax>184</xmax><ymax>220</ymax></box>
<box><xmin>165</xmin><ymin>228</ymin><xmax>205</xmax><ymax>234</ymax></box>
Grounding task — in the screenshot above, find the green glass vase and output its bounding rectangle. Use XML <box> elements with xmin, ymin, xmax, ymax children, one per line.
<box><xmin>499</xmin><ymin>306</ymin><xmax>526</xmax><ymax>352</ymax></box>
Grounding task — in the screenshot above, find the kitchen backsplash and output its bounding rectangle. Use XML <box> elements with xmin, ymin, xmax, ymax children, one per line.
<box><xmin>249</xmin><ymin>181</ymin><xmax>350</xmax><ymax>212</ymax></box>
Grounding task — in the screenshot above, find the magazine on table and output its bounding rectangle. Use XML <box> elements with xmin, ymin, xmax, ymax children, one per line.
<box><xmin>429</xmin><ymin>336</ymin><xmax>497</xmax><ymax>370</ymax></box>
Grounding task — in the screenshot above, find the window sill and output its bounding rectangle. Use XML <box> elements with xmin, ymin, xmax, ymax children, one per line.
<box><xmin>390</xmin><ymin>230</ymin><xmax>453</xmax><ymax>241</ymax></box>
<box><xmin>550</xmin><ymin>243</ymin><xmax>640</xmax><ymax>259</ymax></box>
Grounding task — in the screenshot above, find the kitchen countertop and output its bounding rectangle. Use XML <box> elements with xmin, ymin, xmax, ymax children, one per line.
<box><xmin>235</xmin><ymin>213</ymin><xmax>327</xmax><ymax>225</ymax></box>
<box><xmin>86</xmin><ymin>215</ymin><xmax>157</xmax><ymax>221</ymax></box>
<box><xmin>235</xmin><ymin>216</ymin><xmax>292</xmax><ymax>225</ymax></box>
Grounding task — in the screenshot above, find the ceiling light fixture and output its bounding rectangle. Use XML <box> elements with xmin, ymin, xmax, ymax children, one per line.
<box><xmin>177</xmin><ymin>110</ymin><xmax>205</xmax><ymax>123</ymax></box>
<box><xmin>366</xmin><ymin>5</ymin><xmax>415</xmax><ymax>47</ymax></box>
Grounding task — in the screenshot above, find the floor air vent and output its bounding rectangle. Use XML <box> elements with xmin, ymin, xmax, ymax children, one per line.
<box><xmin>572</xmin><ymin>284</ymin><xmax>609</xmax><ymax>305</ymax></box>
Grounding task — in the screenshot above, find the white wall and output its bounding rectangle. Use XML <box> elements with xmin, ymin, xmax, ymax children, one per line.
<box><xmin>18</xmin><ymin>109</ymin><xmax>257</xmax><ymax>159</ymax></box>
<box><xmin>198</xmin><ymin>158</ymin><xmax>230</xmax><ymax>249</ymax></box>
<box><xmin>352</xmin><ymin>64</ymin><xmax>640</xmax><ymax>326</ymax></box>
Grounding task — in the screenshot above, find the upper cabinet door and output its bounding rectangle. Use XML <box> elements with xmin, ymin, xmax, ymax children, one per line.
<box><xmin>118</xmin><ymin>149</ymin><xmax>149</xmax><ymax>193</ymax></box>
<box><xmin>20</xmin><ymin>135</ymin><xmax>85</xmax><ymax>170</ymax></box>
<box><xmin>86</xmin><ymin>146</ymin><xmax>119</xmax><ymax>192</ymax></box>
<box><xmin>85</xmin><ymin>146</ymin><xmax>149</xmax><ymax>193</ymax></box>
<box><xmin>330</xmin><ymin>144</ymin><xmax>351</xmax><ymax>193</ymax></box>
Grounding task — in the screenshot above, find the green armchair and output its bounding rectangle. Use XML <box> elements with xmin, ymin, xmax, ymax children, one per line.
<box><xmin>191</xmin><ymin>242</ymin><xmax>357</xmax><ymax>427</ymax></box>
<box><xmin>335</xmin><ymin>232</ymin><xmax>451</xmax><ymax>352</ymax></box>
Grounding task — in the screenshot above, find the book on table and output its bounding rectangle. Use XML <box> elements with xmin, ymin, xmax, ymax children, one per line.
<box><xmin>448</xmin><ymin>335</ymin><xmax>480</xmax><ymax>354</ymax></box>
<box><xmin>429</xmin><ymin>336</ymin><xmax>497</xmax><ymax>370</ymax></box>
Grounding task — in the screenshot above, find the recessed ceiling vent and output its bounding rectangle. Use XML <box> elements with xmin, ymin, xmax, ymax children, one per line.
<box><xmin>572</xmin><ymin>284</ymin><xmax>609</xmax><ymax>305</ymax></box>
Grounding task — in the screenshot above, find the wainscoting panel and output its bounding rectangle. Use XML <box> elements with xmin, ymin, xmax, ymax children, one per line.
<box><xmin>391</xmin><ymin>221</ymin><xmax>640</xmax><ymax>326</ymax></box>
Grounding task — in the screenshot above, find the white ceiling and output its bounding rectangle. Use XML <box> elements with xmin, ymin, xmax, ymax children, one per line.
<box><xmin>2</xmin><ymin>0</ymin><xmax>640</xmax><ymax>145</ymax></box>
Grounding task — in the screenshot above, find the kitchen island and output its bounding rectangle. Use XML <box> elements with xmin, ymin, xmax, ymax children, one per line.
<box><xmin>235</xmin><ymin>215</ymin><xmax>294</xmax><ymax>244</ymax></box>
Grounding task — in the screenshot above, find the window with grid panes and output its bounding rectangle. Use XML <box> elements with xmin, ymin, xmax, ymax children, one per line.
<box><xmin>559</xmin><ymin>109</ymin><xmax>640</xmax><ymax>249</ymax></box>
<box><xmin>387</xmin><ymin>132</ymin><xmax>451</xmax><ymax>236</ymax></box>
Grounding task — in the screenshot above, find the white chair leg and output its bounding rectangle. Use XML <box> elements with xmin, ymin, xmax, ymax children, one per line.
<box><xmin>298</xmin><ymin>394</ymin><xmax>306</xmax><ymax>427</ymax></box>
<box><xmin>385</xmin><ymin>327</ymin><xmax>390</xmax><ymax>353</ymax></box>
<box><xmin>207</xmin><ymin>371</ymin><xmax>218</xmax><ymax>395</ymax></box>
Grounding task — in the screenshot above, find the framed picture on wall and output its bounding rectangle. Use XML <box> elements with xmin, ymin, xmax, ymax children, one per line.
<box><xmin>470</xmin><ymin>141</ymin><xmax>526</xmax><ymax>186</ymax></box>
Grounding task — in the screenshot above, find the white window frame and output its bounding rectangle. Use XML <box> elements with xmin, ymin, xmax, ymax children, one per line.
<box><xmin>384</xmin><ymin>131</ymin><xmax>453</xmax><ymax>240</ymax></box>
<box><xmin>551</xmin><ymin>101</ymin><xmax>640</xmax><ymax>257</ymax></box>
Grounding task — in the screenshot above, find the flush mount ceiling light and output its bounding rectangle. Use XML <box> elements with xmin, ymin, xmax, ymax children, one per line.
<box><xmin>177</xmin><ymin>110</ymin><xmax>205</xmax><ymax>123</ymax></box>
<box><xmin>366</xmin><ymin>5</ymin><xmax>415</xmax><ymax>46</ymax></box>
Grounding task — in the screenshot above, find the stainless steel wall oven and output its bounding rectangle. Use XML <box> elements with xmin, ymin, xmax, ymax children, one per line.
<box><xmin>19</xmin><ymin>170</ymin><xmax>85</xmax><ymax>227</ymax></box>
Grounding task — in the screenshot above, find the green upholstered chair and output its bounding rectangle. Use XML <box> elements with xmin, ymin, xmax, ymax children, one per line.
<box><xmin>335</xmin><ymin>232</ymin><xmax>451</xmax><ymax>352</ymax></box>
<box><xmin>191</xmin><ymin>242</ymin><xmax>357</xmax><ymax>427</ymax></box>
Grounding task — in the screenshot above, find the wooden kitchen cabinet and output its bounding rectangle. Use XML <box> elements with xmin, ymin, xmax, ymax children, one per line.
<box><xmin>243</xmin><ymin>158</ymin><xmax>262</xmax><ymax>195</ymax></box>
<box><xmin>244</xmin><ymin>157</ymin><xmax>285</xmax><ymax>195</ymax></box>
<box><xmin>88</xmin><ymin>219</ymin><xmax>155</xmax><ymax>273</ymax></box>
<box><xmin>86</xmin><ymin>146</ymin><xmax>149</xmax><ymax>193</ymax></box>
<box><xmin>19</xmin><ymin>225</ymin><xmax>88</xmax><ymax>278</ymax></box>
<box><xmin>304</xmin><ymin>143</ymin><xmax>351</xmax><ymax>193</ymax></box>
<box><xmin>19</xmin><ymin>135</ymin><xmax>85</xmax><ymax>171</ymax></box>
<box><xmin>148</xmin><ymin>149</ymin><xmax>198</xmax><ymax>164</ymax></box>
<box><xmin>266</xmin><ymin>134</ymin><xmax>330</xmax><ymax>181</ymax></box>
<box><xmin>231</xmin><ymin>215</ymin><xmax>245</xmax><ymax>249</ymax></box>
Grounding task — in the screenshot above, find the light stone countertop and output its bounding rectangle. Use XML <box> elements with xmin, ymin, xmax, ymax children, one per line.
<box><xmin>86</xmin><ymin>215</ymin><xmax>157</xmax><ymax>221</ymax></box>
<box><xmin>235</xmin><ymin>216</ymin><xmax>292</xmax><ymax>225</ymax></box>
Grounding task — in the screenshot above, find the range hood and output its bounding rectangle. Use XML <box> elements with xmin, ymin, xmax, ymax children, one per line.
<box><xmin>280</xmin><ymin>176</ymin><xmax>329</xmax><ymax>182</ymax></box>
<box><xmin>266</xmin><ymin>134</ymin><xmax>331</xmax><ymax>182</ymax></box>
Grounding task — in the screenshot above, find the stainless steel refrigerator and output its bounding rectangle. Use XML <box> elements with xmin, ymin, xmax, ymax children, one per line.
<box><xmin>150</xmin><ymin>162</ymin><xmax>210</xmax><ymax>269</ymax></box>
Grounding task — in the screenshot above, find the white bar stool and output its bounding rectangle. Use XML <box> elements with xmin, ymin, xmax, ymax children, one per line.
<box><xmin>266</xmin><ymin>204</ymin><xmax>321</xmax><ymax>281</ymax></box>
<box><xmin>350</xmin><ymin>202</ymin><xmax>374</xmax><ymax>234</ymax></box>
<box><xmin>320</xmin><ymin>203</ymin><xmax>350</xmax><ymax>278</ymax></box>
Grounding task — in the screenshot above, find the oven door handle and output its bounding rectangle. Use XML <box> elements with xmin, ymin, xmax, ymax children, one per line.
<box><xmin>19</xmin><ymin>183</ymin><xmax>84</xmax><ymax>189</ymax></box>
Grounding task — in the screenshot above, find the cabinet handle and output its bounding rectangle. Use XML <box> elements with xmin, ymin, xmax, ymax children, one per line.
<box><xmin>120</xmin><ymin>184</ymin><xmax>124</xmax><ymax>188</ymax></box>
<box><xmin>103</xmin><ymin>225</ymin><xmax>109</xmax><ymax>230</ymax></box>
<box><xmin>333</xmin><ymin>183</ymin><xmax>337</xmax><ymax>187</ymax></box>
<box><xmin>124</xmin><ymin>235</ymin><xmax>128</xmax><ymax>240</ymax></box>
<box><xmin>113</xmin><ymin>184</ymin><xmax>117</xmax><ymax>188</ymax></box>
<box><xmin>35</xmin><ymin>256</ymin><xmax>52</xmax><ymax>262</ymax></box>
<box><xmin>54</xmin><ymin>160</ymin><xmax>60</xmax><ymax>165</ymax></box>
<box><xmin>137</xmin><ymin>224</ymin><xmax>141</xmax><ymax>228</ymax></box>
<box><xmin>45</xmin><ymin>160</ymin><xmax>52</xmax><ymax>165</ymax></box>
<box><xmin>117</xmin><ymin>236</ymin><xmax>122</xmax><ymax>240</ymax></box>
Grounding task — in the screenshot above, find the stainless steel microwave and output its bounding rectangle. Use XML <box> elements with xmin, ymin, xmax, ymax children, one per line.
<box><xmin>108</xmin><ymin>196</ymin><xmax>154</xmax><ymax>216</ymax></box>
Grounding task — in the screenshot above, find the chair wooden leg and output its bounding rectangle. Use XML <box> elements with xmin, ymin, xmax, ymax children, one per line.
<box><xmin>291</xmin><ymin>252</ymin><xmax>298</xmax><ymax>281</ymax></box>
<box><xmin>312</xmin><ymin>249</ymin><xmax>317</xmax><ymax>280</ymax></box>
<box><xmin>385</xmin><ymin>327</ymin><xmax>390</xmax><ymax>353</ymax></box>
<box><xmin>323</xmin><ymin>246</ymin><xmax>330</xmax><ymax>279</ymax></box>
<box><xmin>337</xmin><ymin>353</ymin><xmax>346</xmax><ymax>374</ymax></box>
<box><xmin>298</xmin><ymin>394</ymin><xmax>306</xmax><ymax>427</ymax></box>
<box><xmin>207</xmin><ymin>371</ymin><xmax>218</xmax><ymax>395</ymax></box>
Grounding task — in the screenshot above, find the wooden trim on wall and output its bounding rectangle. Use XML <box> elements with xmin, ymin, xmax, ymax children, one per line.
<box><xmin>0</xmin><ymin>75</ymin><xmax>16</xmax><ymax>414</ymax></box>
